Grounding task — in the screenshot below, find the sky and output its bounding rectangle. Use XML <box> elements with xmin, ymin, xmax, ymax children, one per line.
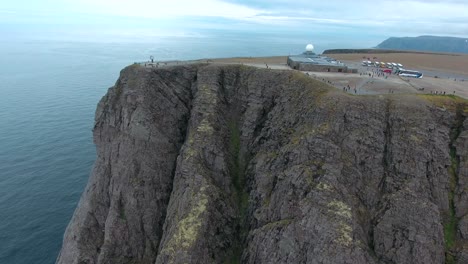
<box><xmin>1</xmin><ymin>0</ymin><xmax>468</xmax><ymax>46</ymax></box>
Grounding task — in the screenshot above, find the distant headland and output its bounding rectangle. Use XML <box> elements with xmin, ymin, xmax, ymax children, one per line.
<box><xmin>375</xmin><ymin>35</ymin><xmax>468</xmax><ymax>54</ymax></box>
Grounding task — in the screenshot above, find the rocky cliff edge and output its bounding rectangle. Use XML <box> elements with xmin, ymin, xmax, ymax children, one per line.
<box><xmin>57</xmin><ymin>64</ymin><xmax>468</xmax><ymax>264</ymax></box>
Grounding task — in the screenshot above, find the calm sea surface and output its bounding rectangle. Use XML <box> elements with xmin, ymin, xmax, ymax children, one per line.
<box><xmin>0</xmin><ymin>33</ymin><xmax>332</xmax><ymax>264</ymax></box>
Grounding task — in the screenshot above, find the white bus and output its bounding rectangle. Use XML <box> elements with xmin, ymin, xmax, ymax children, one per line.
<box><xmin>398</xmin><ymin>69</ymin><xmax>423</xmax><ymax>78</ymax></box>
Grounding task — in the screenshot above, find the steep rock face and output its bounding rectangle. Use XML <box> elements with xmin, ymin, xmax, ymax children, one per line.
<box><xmin>57</xmin><ymin>64</ymin><xmax>468</xmax><ymax>264</ymax></box>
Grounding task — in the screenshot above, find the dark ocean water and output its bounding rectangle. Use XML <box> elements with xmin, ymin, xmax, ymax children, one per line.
<box><xmin>0</xmin><ymin>34</ymin><xmax>330</xmax><ymax>264</ymax></box>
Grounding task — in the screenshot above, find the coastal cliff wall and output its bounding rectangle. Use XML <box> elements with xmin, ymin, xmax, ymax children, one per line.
<box><xmin>57</xmin><ymin>64</ymin><xmax>468</xmax><ymax>264</ymax></box>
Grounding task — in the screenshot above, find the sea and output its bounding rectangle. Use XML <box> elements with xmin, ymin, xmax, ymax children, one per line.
<box><xmin>0</xmin><ymin>32</ymin><xmax>375</xmax><ymax>264</ymax></box>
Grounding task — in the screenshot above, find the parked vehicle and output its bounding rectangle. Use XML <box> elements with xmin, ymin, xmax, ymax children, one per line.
<box><xmin>398</xmin><ymin>69</ymin><xmax>423</xmax><ymax>78</ymax></box>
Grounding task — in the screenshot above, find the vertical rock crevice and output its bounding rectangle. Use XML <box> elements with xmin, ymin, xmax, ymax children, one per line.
<box><xmin>155</xmin><ymin>65</ymin><xmax>252</xmax><ymax>264</ymax></box>
<box><xmin>224</xmin><ymin>118</ymin><xmax>249</xmax><ymax>263</ymax></box>
<box><xmin>368</xmin><ymin>98</ymin><xmax>393</xmax><ymax>261</ymax></box>
<box><xmin>220</xmin><ymin>66</ymin><xmax>252</xmax><ymax>263</ymax></box>
<box><xmin>445</xmin><ymin>104</ymin><xmax>466</xmax><ymax>263</ymax></box>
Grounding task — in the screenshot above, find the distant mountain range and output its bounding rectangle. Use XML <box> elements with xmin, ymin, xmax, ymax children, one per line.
<box><xmin>376</xmin><ymin>35</ymin><xmax>468</xmax><ymax>54</ymax></box>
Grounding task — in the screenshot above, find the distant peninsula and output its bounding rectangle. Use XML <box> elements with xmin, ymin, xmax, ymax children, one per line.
<box><xmin>376</xmin><ymin>35</ymin><xmax>468</xmax><ymax>54</ymax></box>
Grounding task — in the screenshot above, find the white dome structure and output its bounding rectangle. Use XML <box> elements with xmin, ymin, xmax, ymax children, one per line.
<box><xmin>306</xmin><ymin>44</ymin><xmax>314</xmax><ymax>52</ymax></box>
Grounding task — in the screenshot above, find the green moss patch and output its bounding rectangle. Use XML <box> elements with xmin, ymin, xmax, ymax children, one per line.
<box><xmin>444</xmin><ymin>103</ymin><xmax>466</xmax><ymax>263</ymax></box>
<box><xmin>225</xmin><ymin>120</ymin><xmax>249</xmax><ymax>264</ymax></box>
<box><xmin>418</xmin><ymin>94</ymin><xmax>468</xmax><ymax>113</ymax></box>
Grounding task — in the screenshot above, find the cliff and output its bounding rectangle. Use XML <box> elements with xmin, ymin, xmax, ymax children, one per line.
<box><xmin>57</xmin><ymin>64</ymin><xmax>468</xmax><ymax>264</ymax></box>
<box><xmin>376</xmin><ymin>36</ymin><xmax>468</xmax><ymax>54</ymax></box>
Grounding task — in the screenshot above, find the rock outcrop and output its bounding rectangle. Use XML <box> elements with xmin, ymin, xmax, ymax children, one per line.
<box><xmin>57</xmin><ymin>64</ymin><xmax>468</xmax><ymax>264</ymax></box>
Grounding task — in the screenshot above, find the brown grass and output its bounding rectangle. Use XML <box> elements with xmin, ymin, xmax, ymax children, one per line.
<box><xmin>328</xmin><ymin>53</ymin><xmax>468</xmax><ymax>76</ymax></box>
<box><xmin>209</xmin><ymin>56</ymin><xmax>287</xmax><ymax>64</ymax></box>
<box><xmin>417</xmin><ymin>94</ymin><xmax>468</xmax><ymax>112</ymax></box>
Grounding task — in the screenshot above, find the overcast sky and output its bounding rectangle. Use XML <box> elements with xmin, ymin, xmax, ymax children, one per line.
<box><xmin>2</xmin><ymin>0</ymin><xmax>468</xmax><ymax>44</ymax></box>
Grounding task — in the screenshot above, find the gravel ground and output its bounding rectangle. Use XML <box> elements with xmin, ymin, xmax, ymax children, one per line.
<box><xmin>140</xmin><ymin>54</ymin><xmax>468</xmax><ymax>98</ymax></box>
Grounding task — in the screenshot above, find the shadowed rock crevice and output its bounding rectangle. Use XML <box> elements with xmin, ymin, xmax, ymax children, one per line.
<box><xmin>224</xmin><ymin>118</ymin><xmax>249</xmax><ymax>263</ymax></box>
<box><xmin>381</xmin><ymin>98</ymin><xmax>393</xmax><ymax>194</ymax></box>
<box><xmin>446</xmin><ymin>104</ymin><xmax>467</xmax><ymax>263</ymax></box>
<box><xmin>367</xmin><ymin>98</ymin><xmax>393</xmax><ymax>261</ymax></box>
<box><xmin>57</xmin><ymin>64</ymin><xmax>468</xmax><ymax>264</ymax></box>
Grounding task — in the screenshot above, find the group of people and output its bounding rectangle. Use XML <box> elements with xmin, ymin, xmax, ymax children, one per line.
<box><xmin>320</xmin><ymin>78</ymin><xmax>333</xmax><ymax>85</ymax></box>
<box><xmin>309</xmin><ymin>69</ymin><xmax>460</xmax><ymax>97</ymax></box>
<box><xmin>360</xmin><ymin>69</ymin><xmax>390</xmax><ymax>79</ymax></box>
<box><xmin>430</xmin><ymin>91</ymin><xmax>456</xmax><ymax>95</ymax></box>
<box><xmin>343</xmin><ymin>85</ymin><xmax>357</xmax><ymax>94</ymax></box>
<box><xmin>144</xmin><ymin>62</ymin><xmax>169</xmax><ymax>68</ymax></box>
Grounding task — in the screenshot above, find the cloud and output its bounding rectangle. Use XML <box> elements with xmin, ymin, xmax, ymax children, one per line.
<box><xmin>73</xmin><ymin>0</ymin><xmax>263</xmax><ymax>20</ymax></box>
<box><xmin>250</xmin><ymin>0</ymin><xmax>468</xmax><ymax>37</ymax></box>
<box><xmin>65</xmin><ymin>0</ymin><xmax>468</xmax><ymax>36</ymax></box>
<box><xmin>2</xmin><ymin>0</ymin><xmax>467</xmax><ymax>39</ymax></box>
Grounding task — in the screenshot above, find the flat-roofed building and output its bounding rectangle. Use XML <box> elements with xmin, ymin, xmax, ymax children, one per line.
<box><xmin>287</xmin><ymin>44</ymin><xmax>357</xmax><ymax>73</ymax></box>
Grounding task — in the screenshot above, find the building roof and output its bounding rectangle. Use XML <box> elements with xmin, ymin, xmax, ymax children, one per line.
<box><xmin>288</xmin><ymin>53</ymin><xmax>345</xmax><ymax>67</ymax></box>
